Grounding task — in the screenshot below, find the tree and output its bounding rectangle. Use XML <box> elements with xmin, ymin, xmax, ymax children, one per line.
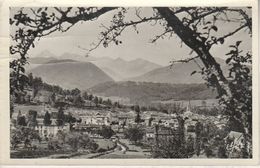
<box><xmin>106</xmin><ymin>98</ymin><xmax>112</xmax><ymax>106</ymax></box>
<box><xmin>28</xmin><ymin>73</ymin><xmax>33</xmax><ymax>87</ymax></box>
<box><xmin>32</xmin><ymin>77</ymin><xmax>43</xmax><ymax>98</ymax></box>
<box><xmin>134</xmin><ymin>105</ymin><xmax>140</xmax><ymax>113</ymax></box>
<box><xmin>134</xmin><ymin>105</ymin><xmax>142</xmax><ymax>123</ymax></box>
<box><xmin>98</xmin><ymin>126</ymin><xmax>115</xmax><ymax>139</ymax></box>
<box><xmin>43</xmin><ymin>111</ymin><xmax>52</xmax><ymax>126</ymax></box>
<box><xmin>65</xmin><ymin>112</ymin><xmax>77</xmax><ymax>124</ymax></box>
<box><xmin>88</xmin><ymin>94</ymin><xmax>93</xmax><ymax>101</ymax></box>
<box><xmin>11</xmin><ymin>127</ymin><xmax>40</xmax><ymax>149</ymax></box>
<box><xmin>10</xmin><ymin>98</ymin><xmax>14</xmax><ymax>118</ymax></box>
<box><xmin>17</xmin><ymin>115</ymin><xmax>27</xmax><ymax>126</ymax></box>
<box><xmin>93</xmin><ymin>96</ymin><xmax>99</xmax><ymax>106</ymax></box>
<box><xmin>195</xmin><ymin>121</ymin><xmax>203</xmax><ymax>156</ymax></box>
<box><xmin>71</xmin><ymin>88</ymin><xmax>81</xmax><ymax>96</ymax></box>
<box><xmin>186</xmin><ymin>135</ymin><xmax>195</xmax><ymax>157</ymax></box>
<box><xmin>73</xmin><ymin>95</ymin><xmax>84</xmax><ymax>107</ymax></box>
<box><xmin>82</xmin><ymin>91</ymin><xmax>88</xmax><ymax>100</ymax></box>
<box><xmin>124</xmin><ymin>126</ymin><xmax>144</xmax><ymax>144</ymax></box>
<box><xmin>98</xmin><ymin>97</ymin><xmax>103</xmax><ymax>104</ymax></box>
<box><xmin>56</xmin><ymin>107</ymin><xmax>65</xmax><ymax>126</ymax></box>
<box><xmin>50</xmin><ymin>92</ymin><xmax>56</xmax><ymax>104</ymax></box>
<box><xmin>27</xmin><ymin>110</ymin><xmax>38</xmax><ymax>127</ymax></box>
<box><xmin>10</xmin><ymin>7</ymin><xmax>252</xmax><ymax>157</ymax></box>
<box><xmin>148</xmin><ymin>117</ymin><xmax>154</xmax><ymax>127</ymax></box>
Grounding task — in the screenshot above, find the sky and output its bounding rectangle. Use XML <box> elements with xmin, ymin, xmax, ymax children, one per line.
<box><xmin>10</xmin><ymin>7</ymin><xmax>252</xmax><ymax>66</ymax></box>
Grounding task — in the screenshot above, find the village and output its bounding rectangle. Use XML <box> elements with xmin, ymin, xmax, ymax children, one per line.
<box><xmin>10</xmin><ymin>85</ymin><xmax>247</xmax><ymax>159</ymax></box>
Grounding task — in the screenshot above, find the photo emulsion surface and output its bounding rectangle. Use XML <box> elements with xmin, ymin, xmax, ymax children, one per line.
<box><xmin>9</xmin><ymin>7</ymin><xmax>253</xmax><ymax>159</ymax></box>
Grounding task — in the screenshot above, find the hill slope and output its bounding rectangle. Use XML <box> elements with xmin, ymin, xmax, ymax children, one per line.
<box><xmin>29</xmin><ymin>61</ymin><xmax>114</xmax><ymax>90</ymax></box>
<box><xmin>88</xmin><ymin>81</ymin><xmax>217</xmax><ymax>105</ymax></box>
<box><xmin>129</xmin><ymin>58</ymin><xmax>228</xmax><ymax>84</ymax></box>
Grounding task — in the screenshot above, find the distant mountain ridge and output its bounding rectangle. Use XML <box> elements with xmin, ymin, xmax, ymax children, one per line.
<box><xmin>29</xmin><ymin>61</ymin><xmax>114</xmax><ymax>90</ymax></box>
<box><xmin>91</xmin><ymin>57</ymin><xmax>162</xmax><ymax>80</ymax></box>
<box><xmin>29</xmin><ymin>51</ymin><xmax>162</xmax><ymax>81</ymax></box>
<box><xmin>28</xmin><ymin>51</ymin><xmax>229</xmax><ymax>86</ymax></box>
<box><xmin>28</xmin><ymin>56</ymin><xmax>58</xmax><ymax>64</ymax></box>
<box><xmin>129</xmin><ymin>57</ymin><xmax>228</xmax><ymax>84</ymax></box>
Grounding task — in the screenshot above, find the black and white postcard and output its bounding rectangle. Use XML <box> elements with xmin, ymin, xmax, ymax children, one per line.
<box><xmin>0</xmin><ymin>0</ymin><xmax>259</xmax><ymax>166</ymax></box>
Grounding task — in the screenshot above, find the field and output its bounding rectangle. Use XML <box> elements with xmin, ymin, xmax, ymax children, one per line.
<box><xmin>94</xmin><ymin>139</ymin><xmax>116</xmax><ymax>150</ymax></box>
<box><xmin>13</xmin><ymin>104</ymin><xmax>46</xmax><ymax>117</ymax></box>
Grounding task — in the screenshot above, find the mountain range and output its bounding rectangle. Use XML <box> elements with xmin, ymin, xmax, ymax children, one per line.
<box><xmin>28</xmin><ymin>51</ymin><xmax>229</xmax><ymax>90</ymax></box>
<box><xmin>28</xmin><ymin>51</ymin><xmax>163</xmax><ymax>81</ymax></box>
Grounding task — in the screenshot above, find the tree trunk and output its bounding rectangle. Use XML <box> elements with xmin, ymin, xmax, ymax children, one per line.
<box><xmin>155</xmin><ymin>7</ymin><xmax>232</xmax><ymax>98</ymax></box>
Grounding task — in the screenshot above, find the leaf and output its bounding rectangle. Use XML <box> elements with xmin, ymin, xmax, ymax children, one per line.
<box><xmin>236</xmin><ymin>41</ymin><xmax>242</xmax><ymax>47</ymax></box>
<box><xmin>226</xmin><ymin>57</ymin><xmax>232</xmax><ymax>64</ymax></box>
<box><xmin>206</xmin><ymin>21</ymin><xmax>212</xmax><ymax>24</ymax></box>
<box><xmin>226</xmin><ymin>50</ymin><xmax>236</xmax><ymax>56</ymax></box>
<box><xmin>201</xmin><ymin>37</ymin><xmax>207</xmax><ymax>42</ymax></box>
<box><xmin>37</xmin><ymin>8</ymin><xmax>42</xmax><ymax>13</ymax></box>
<box><xmin>190</xmin><ymin>71</ymin><xmax>197</xmax><ymax>76</ymax></box>
<box><xmin>203</xmin><ymin>26</ymin><xmax>208</xmax><ymax>29</ymax></box>
<box><xmin>218</xmin><ymin>38</ymin><xmax>224</xmax><ymax>44</ymax></box>
<box><xmin>244</xmin><ymin>67</ymin><xmax>250</xmax><ymax>73</ymax></box>
<box><xmin>211</xmin><ymin>26</ymin><xmax>218</xmax><ymax>32</ymax></box>
<box><xmin>9</xmin><ymin>18</ymin><xmax>14</xmax><ymax>25</ymax></box>
<box><xmin>19</xmin><ymin>66</ymin><xmax>25</xmax><ymax>73</ymax></box>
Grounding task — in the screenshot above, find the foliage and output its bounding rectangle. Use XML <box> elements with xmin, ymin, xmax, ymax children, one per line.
<box><xmin>11</xmin><ymin>127</ymin><xmax>41</xmax><ymax>149</ymax></box>
<box><xmin>93</xmin><ymin>96</ymin><xmax>99</xmax><ymax>106</ymax></box>
<box><xmin>124</xmin><ymin>126</ymin><xmax>144</xmax><ymax>144</ymax></box>
<box><xmin>221</xmin><ymin>44</ymin><xmax>252</xmax><ymax>135</ymax></box>
<box><xmin>64</xmin><ymin>132</ymin><xmax>98</xmax><ymax>151</ymax></box>
<box><xmin>64</xmin><ymin>112</ymin><xmax>77</xmax><ymax>124</ymax></box>
<box><xmin>43</xmin><ymin>111</ymin><xmax>52</xmax><ymax>126</ymax></box>
<box><xmin>98</xmin><ymin>126</ymin><xmax>115</xmax><ymax>139</ymax></box>
<box><xmin>89</xmin><ymin>81</ymin><xmax>217</xmax><ymax>104</ymax></box>
<box><xmin>73</xmin><ymin>95</ymin><xmax>84</xmax><ymax>107</ymax></box>
<box><xmin>56</xmin><ymin>107</ymin><xmax>65</xmax><ymax>126</ymax></box>
<box><xmin>134</xmin><ymin>105</ymin><xmax>142</xmax><ymax>123</ymax></box>
<box><xmin>153</xmin><ymin>127</ymin><xmax>187</xmax><ymax>158</ymax></box>
<box><xmin>17</xmin><ymin>115</ymin><xmax>27</xmax><ymax>126</ymax></box>
<box><xmin>27</xmin><ymin>110</ymin><xmax>38</xmax><ymax>127</ymax></box>
<box><xmin>195</xmin><ymin>121</ymin><xmax>203</xmax><ymax>156</ymax></box>
<box><xmin>186</xmin><ymin>135</ymin><xmax>195</xmax><ymax>157</ymax></box>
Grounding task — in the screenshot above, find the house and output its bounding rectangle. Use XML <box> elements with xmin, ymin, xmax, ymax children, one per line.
<box><xmin>144</xmin><ymin>127</ymin><xmax>155</xmax><ymax>143</ymax></box>
<box><xmin>34</xmin><ymin>120</ymin><xmax>70</xmax><ymax>138</ymax></box>
<box><xmin>72</xmin><ymin>124</ymin><xmax>103</xmax><ymax>138</ymax></box>
<box><xmin>117</xmin><ymin>114</ymin><xmax>129</xmax><ymax>126</ymax></box>
<box><xmin>162</xmin><ymin>118</ymin><xmax>179</xmax><ymax>128</ymax></box>
<box><xmin>80</xmin><ymin>112</ymin><xmax>110</xmax><ymax>126</ymax></box>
